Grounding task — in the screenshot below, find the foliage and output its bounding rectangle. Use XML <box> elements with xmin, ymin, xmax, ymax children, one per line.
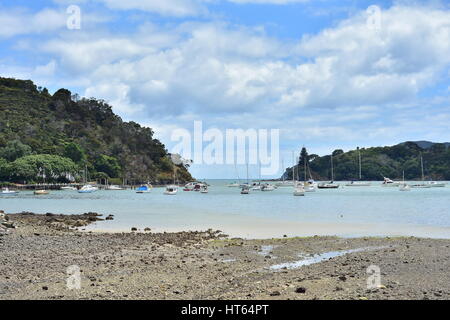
<box><xmin>285</xmin><ymin>143</ymin><xmax>450</xmax><ymax>181</ymax></box>
<box><xmin>9</xmin><ymin>154</ymin><xmax>78</xmax><ymax>183</ymax></box>
<box><xmin>0</xmin><ymin>140</ymin><xmax>32</xmax><ymax>161</ymax></box>
<box><xmin>0</xmin><ymin>77</ymin><xmax>192</xmax><ymax>183</ymax></box>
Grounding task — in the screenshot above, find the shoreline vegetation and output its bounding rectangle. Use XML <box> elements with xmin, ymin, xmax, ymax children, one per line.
<box><xmin>1</xmin><ymin>211</ymin><xmax>449</xmax><ymax>300</ymax></box>
<box><xmin>0</xmin><ymin>77</ymin><xmax>192</xmax><ymax>186</ymax></box>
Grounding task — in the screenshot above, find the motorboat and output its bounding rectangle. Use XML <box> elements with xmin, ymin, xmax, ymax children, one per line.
<box><xmin>78</xmin><ymin>185</ymin><xmax>98</xmax><ymax>193</ymax></box>
<box><xmin>200</xmin><ymin>185</ymin><xmax>209</xmax><ymax>193</ymax></box>
<box><xmin>226</xmin><ymin>182</ymin><xmax>240</xmax><ymax>188</ymax></box>
<box><xmin>293</xmin><ymin>183</ymin><xmax>305</xmax><ymax>196</ymax></box>
<box><xmin>164</xmin><ymin>185</ymin><xmax>178</xmax><ymax>195</ymax></box>
<box><xmin>345</xmin><ymin>181</ymin><xmax>371</xmax><ymax>187</ymax></box>
<box><xmin>1</xmin><ymin>188</ymin><xmax>19</xmax><ymax>195</ymax></box>
<box><xmin>107</xmin><ymin>185</ymin><xmax>126</xmax><ymax>190</ymax></box>
<box><xmin>34</xmin><ymin>189</ymin><xmax>49</xmax><ymax>195</ymax></box>
<box><xmin>382</xmin><ymin>177</ymin><xmax>401</xmax><ymax>187</ymax></box>
<box><xmin>261</xmin><ymin>183</ymin><xmax>275</xmax><ymax>191</ymax></box>
<box><xmin>427</xmin><ymin>181</ymin><xmax>446</xmax><ymax>188</ymax></box>
<box><xmin>136</xmin><ymin>184</ymin><xmax>152</xmax><ymax>193</ymax></box>
<box><xmin>303</xmin><ymin>180</ymin><xmax>316</xmax><ymax>192</ymax></box>
<box><xmin>60</xmin><ymin>186</ymin><xmax>77</xmax><ymax>191</ymax></box>
<box><xmin>240</xmin><ymin>185</ymin><xmax>250</xmax><ymax>194</ymax></box>
<box><xmin>318</xmin><ymin>181</ymin><xmax>339</xmax><ymax>189</ymax></box>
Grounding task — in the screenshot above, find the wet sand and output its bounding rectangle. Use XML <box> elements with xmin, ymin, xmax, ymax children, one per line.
<box><xmin>1</xmin><ymin>212</ymin><xmax>449</xmax><ymax>300</ymax></box>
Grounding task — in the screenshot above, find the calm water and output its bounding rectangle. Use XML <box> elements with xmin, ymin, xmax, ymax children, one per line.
<box><xmin>1</xmin><ymin>180</ymin><xmax>450</xmax><ymax>239</ymax></box>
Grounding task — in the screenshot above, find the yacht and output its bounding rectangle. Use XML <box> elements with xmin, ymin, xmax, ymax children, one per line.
<box><xmin>382</xmin><ymin>177</ymin><xmax>401</xmax><ymax>187</ymax></box>
<box><xmin>61</xmin><ymin>186</ymin><xmax>77</xmax><ymax>191</ymax></box>
<box><xmin>293</xmin><ymin>182</ymin><xmax>305</xmax><ymax>196</ymax></box>
<box><xmin>240</xmin><ymin>185</ymin><xmax>250</xmax><ymax>194</ymax></box>
<box><xmin>136</xmin><ymin>184</ymin><xmax>152</xmax><ymax>193</ymax></box>
<box><xmin>34</xmin><ymin>189</ymin><xmax>49</xmax><ymax>195</ymax></box>
<box><xmin>318</xmin><ymin>154</ymin><xmax>340</xmax><ymax>189</ymax></box>
<box><xmin>78</xmin><ymin>185</ymin><xmax>98</xmax><ymax>193</ymax></box>
<box><xmin>261</xmin><ymin>183</ymin><xmax>275</xmax><ymax>191</ymax></box>
<box><xmin>107</xmin><ymin>185</ymin><xmax>126</xmax><ymax>190</ymax></box>
<box><xmin>1</xmin><ymin>188</ymin><xmax>19</xmax><ymax>195</ymax></box>
<box><xmin>345</xmin><ymin>149</ymin><xmax>371</xmax><ymax>186</ymax></box>
<box><xmin>164</xmin><ymin>185</ymin><xmax>178</xmax><ymax>195</ymax></box>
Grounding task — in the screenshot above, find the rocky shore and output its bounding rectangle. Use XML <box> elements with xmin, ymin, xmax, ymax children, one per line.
<box><xmin>0</xmin><ymin>211</ymin><xmax>449</xmax><ymax>300</ymax></box>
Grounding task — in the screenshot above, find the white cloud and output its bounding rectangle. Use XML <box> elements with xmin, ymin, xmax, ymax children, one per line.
<box><xmin>98</xmin><ymin>0</ymin><xmax>209</xmax><ymax>17</ymax></box>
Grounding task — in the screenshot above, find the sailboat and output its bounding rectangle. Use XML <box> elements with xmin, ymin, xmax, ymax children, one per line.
<box><xmin>411</xmin><ymin>154</ymin><xmax>436</xmax><ymax>188</ymax></box>
<box><xmin>78</xmin><ymin>166</ymin><xmax>98</xmax><ymax>193</ymax></box>
<box><xmin>345</xmin><ymin>149</ymin><xmax>371</xmax><ymax>186</ymax></box>
<box><xmin>292</xmin><ymin>152</ymin><xmax>305</xmax><ymax>196</ymax></box>
<box><xmin>399</xmin><ymin>171</ymin><xmax>411</xmax><ymax>192</ymax></box>
<box><xmin>34</xmin><ymin>169</ymin><xmax>50</xmax><ymax>195</ymax></box>
<box><xmin>227</xmin><ymin>163</ymin><xmax>242</xmax><ymax>187</ymax></box>
<box><xmin>318</xmin><ymin>154</ymin><xmax>339</xmax><ymax>189</ymax></box>
<box><xmin>303</xmin><ymin>156</ymin><xmax>316</xmax><ymax>192</ymax></box>
<box><xmin>164</xmin><ymin>167</ymin><xmax>178</xmax><ymax>195</ymax></box>
<box><xmin>241</xmin><ymin>162</ymin><xmax>250</xmax><ymax>194</ymax></box>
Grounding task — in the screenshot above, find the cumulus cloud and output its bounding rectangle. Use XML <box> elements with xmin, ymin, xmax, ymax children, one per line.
<box><xmin>4</xmin><ymin>3</ymin><xmax>450</xmax><ymax>167</ymax></box>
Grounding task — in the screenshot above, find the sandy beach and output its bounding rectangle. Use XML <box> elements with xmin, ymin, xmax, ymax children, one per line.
<box><xmin>1</xmin><ymin>211</ymin><xmax>449</xmax><ymax>300</ymax></box>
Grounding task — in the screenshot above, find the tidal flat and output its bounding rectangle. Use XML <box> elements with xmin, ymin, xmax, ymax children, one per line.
<box><xmin>1</xmin><ymin>212</ymin><xmax>449</xmax><ymax>300</ymax></box>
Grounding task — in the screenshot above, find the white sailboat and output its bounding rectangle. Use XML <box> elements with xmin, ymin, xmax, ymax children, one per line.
<box><xmin>318</xmin><ymin>154</ymin><xmax>339</xmax><ymax>189</ymax></box>
<box><xmin>78</xmin><ymin>166</ymin><xmax>97</xmax><ymax>193</ymax></box>
<box><xmin>399</xmin><ymin>171</ymin><xmax>411</xmax><ymax>192</ymax></box>
<box><xmin>292</xmin><ymin>152</ymin><xmax>305</xmax><ymax>196</ymax></box>
<box><xmin>241</xmin><ymin>162</ymin><xmax>250</xmax><ymax>194</ymax></box>
<box><xmin>345</xmin><ymin>149</ymin><xmax>371</xmax><ymax>186</ymax></box>
<box><xmin>411</xmin><ymin>154</ymin><xmax>431</xmax><ymax>188</ymax></box>
<box><xmin>164</xmin><ymin>167</ymin><xmax>178</xmax><ymax>195</ymax></box>
<box><xmin>303</xmin><ymin>157</ymin><xmax>316</xmax><ymax>192</ymax></box>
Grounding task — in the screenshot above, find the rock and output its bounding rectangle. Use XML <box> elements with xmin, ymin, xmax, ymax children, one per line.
<box><xmin>131</xmin><ymin>227</ymin><xmax>138</xmax><ymax>232</ymax></box>
<box><xmin>105</xmin><ymin>215</ymin><xmax>114</xmax><ymax>221</ymax></box>
<box><xmin>144</xmin><ymin>227</ymin><xmax>151</xmax><ymax>232</ymax></box>
<box><xmin>42</xmin><ymin>286</ymin><xmax>48</xmax><ymax>291</ymax></box>
<box><xmin>339</xmin><ymin>275</ymin><xmax>347</xmax><ymax>281</ymax></box>
<box><xmin>270</xmin><ymin>291</ymin><xmax>281</xmax><ymax>296</ymax></box>
<box><xmin>295</xmin><ymin>287</ymin><xmax>306</xmax><ymax>294</ymax></box>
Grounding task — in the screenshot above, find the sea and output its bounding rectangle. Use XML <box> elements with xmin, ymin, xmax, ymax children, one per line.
<box><xmin>1</xmin><ymin>180</ymin><xmax>450</xmax><ymax>239</ymax></box>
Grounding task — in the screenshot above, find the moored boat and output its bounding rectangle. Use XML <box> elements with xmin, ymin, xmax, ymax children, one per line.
<box><xmin>136</xmin><ymin>184</ymin><xmax>152</xmax><ymax>193</ymax></box>
<box><xmin>1</xmin><ymin>188</ymin><xmax>19</xmax><ymax>195</ymax></box>
<box><xmin>164</xmin><ymin>185</ymin><xmax>178</xmax><ymax>195</ymax></box>
<box><xmin>78</xmin><ymin>185</ymin><xmax>98</xmax><ymax>193</ymax></box>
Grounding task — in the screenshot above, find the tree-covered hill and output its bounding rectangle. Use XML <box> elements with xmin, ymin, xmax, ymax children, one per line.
<box><xmin>0</xmin><ymin>77</ymin><xmax>192</xmax><ymax>184</ymax></box>
<box><xmin>283</xmin><ymin>142</ymin><xmax>450</xmax><ymax>181</ymax></box>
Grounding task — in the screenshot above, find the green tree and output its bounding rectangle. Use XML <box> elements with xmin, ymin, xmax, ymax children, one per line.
<box><xmin>0</xmin><ymin>140</ymin><xmax>32</xmax><ymax>161</ymax></box>
<box><xmin>10</xmin><ymin>154</ymin><xmax>78</xmax><ymax>183</ymax></box>
<box><xmin>94</xmin><ymin>155</ymin><xmax>121</xmax><ymax>178</ymax></box>
<box><xmin>64</xmin><ymin>142</ymin><xmax>86</xmax><ymax>164</ymax></box>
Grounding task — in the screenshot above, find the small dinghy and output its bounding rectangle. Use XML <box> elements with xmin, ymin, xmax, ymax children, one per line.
<box><xmin>1</xmin><ymin>188</ymin><xmax>19</xmax><ymax>195</ymax></box>
<box><xmin>164</xmin><ymin>185</ymin><xmax>178</xmax><ymax>195</ymax></box>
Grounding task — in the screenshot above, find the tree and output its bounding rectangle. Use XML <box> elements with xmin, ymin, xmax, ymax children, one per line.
<box><xmin>0</xmin><ymin>158</ymin><xmax>10</xmax><ymax>181</ymax></box>
<box><xmin>94</xmin><ymin>155</ymin><xmax>121</xmax><ymax>178</ymax></box>
<box><xmin>0</xmin><ymin>140</ymin><xmax>32</xmax><ymax>162</ymax></box>
<box><xmin>9</xmin><ymin>154</ymin><xmax>78</xmax><ymax>183</ymax></box>
<box><xmin>64</xmin><ymin>142</ymin><xmax>86</xmax><ymax>164</ymax></box>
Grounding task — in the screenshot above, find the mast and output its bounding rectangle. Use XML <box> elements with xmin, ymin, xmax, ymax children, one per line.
<box><xmin>420</xmin><ymin>153</ymin><xmax>425</xmax><ymax>181</ymax></box>
<box><xmin>246</xmin><ymin>161</ymin><xmax>249</xmax><ymax>184</ymax></box>
<box><xmin>331</xmin><ymin>154</ymin><xmax>334</xmax><ymax>181</ymax></box>
<box><xmin>304</xmin><ymin>157</ymin><xmax>307</xmax><ymax>182</ymax></box>
<box><xmin>358</xmin><ymin>149</ymin><xmax>362</xmax><ymax>180</ymax></box>
<box><xmin>292</xmin><ymin>151</ymin><xmax>295</xmax><ymax>183</ymax></box>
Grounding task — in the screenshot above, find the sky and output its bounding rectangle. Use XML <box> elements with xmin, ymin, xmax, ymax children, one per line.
<box><xmin>1</xmin><ymin>0</ymin><xmax>450</xmax><ymax>179</ymax></box>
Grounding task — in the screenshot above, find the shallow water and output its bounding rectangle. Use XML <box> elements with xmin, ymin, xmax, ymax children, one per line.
<box><xmin>269</xmin><ymin>247</ymin><xmax>386</xmax><ymax>270</ymax></box>
<box><xmin>1</xmin><ymin>180</ymin><xmax>449</xmax><ymax>238</ymax></box>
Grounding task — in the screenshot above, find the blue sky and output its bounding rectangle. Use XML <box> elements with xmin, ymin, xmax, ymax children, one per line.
<box><xmin>1</xmin><ymin>0</ymin><xmax>450</xmax><ymax>178</ymax></box>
